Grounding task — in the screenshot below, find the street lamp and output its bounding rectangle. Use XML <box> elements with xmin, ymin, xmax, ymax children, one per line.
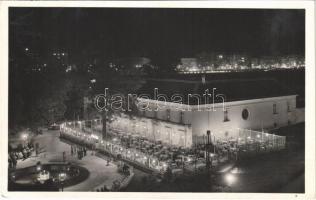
<box><xmin>21</xmin><ymin>133</ymin><xmax>29</xmax><ymax>147</ymax></box>
<box><xmin>58</xmin><ymin>172</ymin><xmax>66</xmax><ymax>192</ymax></box>
<box><xmin>225</xmin><ymin>173</ymin><xmax>236</xmax><ymax>186</ymax></box>
<box><xmin>206</xmin><ymin>130</ymin><xmax>212</xmax><ymax>187</ymax></box>
<box><xmin>36</xmin><ymin>162</ymin><xmax>42</xmax><ymax>172</ymax></box>
<box><xmin>21</xmin><ymin>133</ymin><xmax>28</xmax><ymax>140</ymax></box>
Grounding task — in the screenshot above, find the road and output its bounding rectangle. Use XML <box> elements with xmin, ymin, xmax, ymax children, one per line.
<box><xmin>15</xmin><ymin>129</ymin><xmax>123</xmax><ymax>191</ymax></box>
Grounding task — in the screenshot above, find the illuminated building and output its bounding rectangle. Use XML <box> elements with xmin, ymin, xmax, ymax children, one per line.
<box><xmin>109</xmin><ymin>78</ymin><xmax>304</xmax><ymax>147</ymax></box>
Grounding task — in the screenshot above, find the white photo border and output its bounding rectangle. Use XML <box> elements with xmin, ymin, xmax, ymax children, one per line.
<box><xmin>0</xmin><ymin>1</ymin><xmax>314</xmax><ymax>200</ymax></box>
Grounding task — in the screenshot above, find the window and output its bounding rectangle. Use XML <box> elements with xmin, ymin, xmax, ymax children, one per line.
<box><xmin>225</xmin><ymin>131</ymin><xmax>229</xmax><ymax>137</ymax></box>
<box><xmin>223</xmin><ymin>109</ymin><xmax>229</xmax><ymax>122</ymax></box>
<box><xmin>166</xmin><ymin>109</ymin><xmax>171</xmax><ymax>121</ymax></box>
<box><xmin>273</xmin><ymin>103</ymin><xmax>277</xmax><ymax>114</ymax></box>
<box><xmin>180</xmin><ymin>111</ymin><xmax>184</xmax><ymax>124</ymax></box>
<box><xmin>287</xmin><ymin>101</ymin><xmax>291</xmax><ymax>112</ymax></box>
<box><xmin>142</xmin><ymin>105</ymin><xmax>146</xmax><ymax>116</ymax></box>
<box><xmin>242</xmin><ymin>109</ymin><xmax>249</xmax><ymax>120</ymax></box>
<box><xmin>274</xmin><ymin>122</ymin><xmax>277</xmax><ymax>128</ymax></box>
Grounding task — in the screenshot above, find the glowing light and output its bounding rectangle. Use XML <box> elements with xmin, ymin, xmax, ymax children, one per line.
<box><xmin>59</xmin><ymin>172</ymin><xmax>66</xmax><ymax>181</ymax></box>
<box><xmin>225</xmin><ymin>173</ymin><xmax>236</xmax><ymax>185</ymax></box>
<box><xmin>25</xmin><ymin>48</ymin><xmax>29</xmax><ymax>51</ymax></box>
<box><xmin>91</xmin><ymin>134</ymin><xmax>99</xmax><ymax>140</ymax></box>
<box><xmin>21</xmin><ymin>133</ymin><xmax>28</xmax><ymax>140</ymax></box>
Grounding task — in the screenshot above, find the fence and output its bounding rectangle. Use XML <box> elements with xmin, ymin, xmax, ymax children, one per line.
<box><xmin>236</xmin><ymin>128</ymin><xmax>286</xmax><ymax>151</ymax></box>
<box><xmin>60</xmin><ymin>121</ymin><xmax>287</xmax><ymax>174</ymax></box>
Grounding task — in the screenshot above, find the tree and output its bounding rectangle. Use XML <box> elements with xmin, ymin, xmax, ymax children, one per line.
<box><xmin>87</xmin><ymin>61</ymin><xmax>145</xmax><ymax>140</ymax></box>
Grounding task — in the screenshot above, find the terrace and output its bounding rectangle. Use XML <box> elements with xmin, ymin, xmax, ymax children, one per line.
<box><xmin>59</xmin><ymin>120</ymin><xmax>286</xmax><ymax>175</ymax></box>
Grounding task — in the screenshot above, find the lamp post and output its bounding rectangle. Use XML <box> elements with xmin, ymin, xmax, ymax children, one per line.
<box><xmin>206</xmin><ymin>130</ymin><xmax>211</xmax><ymax>187</ymax></box>
<box><xmin>182</xmin><ymin>155</ymin><xmax>185</xmax><ymax>175</ymax></box>
<box><xmin>21</xmin><ymin>133</ymin><xmax>28</xmax><ymax>147</ymax></box>
<box><xmin>58</xmin><ymin>172</ymin><xmax>66</xmax><ymax>192</ymax></box>
<box><xmin>36</xmin><ymin>161</ymin><xmax>42</xmax><ymax>172</ymax></box>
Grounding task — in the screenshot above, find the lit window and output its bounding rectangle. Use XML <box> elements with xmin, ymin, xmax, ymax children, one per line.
<box><xmin>287</xmin><ymin>102</ymin><xmax>291</xmax><ymax>112</ymax></box>
<box><xmin>142</xmin><ymin>105</ymin><xmax>146</xmax><ymax>116</ymax></box>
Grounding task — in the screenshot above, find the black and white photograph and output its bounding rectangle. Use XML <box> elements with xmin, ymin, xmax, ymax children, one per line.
<box><xmin>1</xmin><ymin>1</ymin><xmax>315</xmax><ymax>198</ymax></box>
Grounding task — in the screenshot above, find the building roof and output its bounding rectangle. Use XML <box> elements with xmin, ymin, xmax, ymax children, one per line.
<box><xmin>137</xmin><ymin>78</ymin><xmax>297</xmax><ymax>105</ymax></box>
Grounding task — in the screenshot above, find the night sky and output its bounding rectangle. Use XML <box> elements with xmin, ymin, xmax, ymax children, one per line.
<box><xmin>10</xmin><ymin>8</ymin><xmax>305</xmax><ymax>66</ymax></box>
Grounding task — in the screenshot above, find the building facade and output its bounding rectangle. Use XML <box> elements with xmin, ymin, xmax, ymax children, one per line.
<box><xmin>107</xmin><ymin>79</ymin><xmax>302</xmax><ymax>148</ymax></box>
